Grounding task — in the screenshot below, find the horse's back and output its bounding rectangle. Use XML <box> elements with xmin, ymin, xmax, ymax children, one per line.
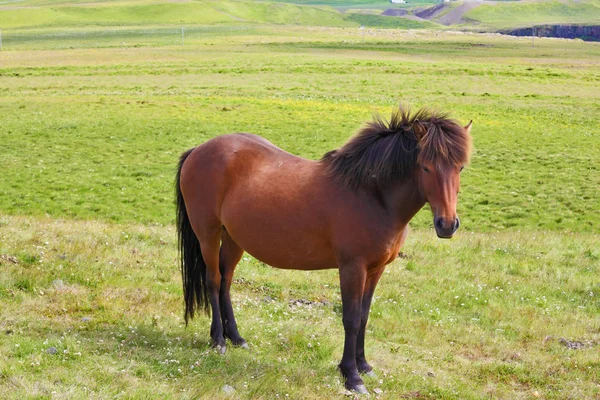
<box><xmin>181</xmin><ymin>133</ymin><xmax>294</xmax><ymax>188</ymax></box>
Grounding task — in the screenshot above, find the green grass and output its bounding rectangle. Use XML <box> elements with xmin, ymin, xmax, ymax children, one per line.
<box><xmin>1</xmin><ymin>7</ymin><xmax>600</xmax><ymax>399</ymax></box>
<box><xmin>1</xmin><ymin>215</ymin><xmax>599</xmax><ymax>399</ymax></box>
<box><xmin>464</xmin><ymin>0</ymin><xmax>600</xmax><ymax>29</ymax></box>
<box><xmin>345</xmin><ymin>13</ymin><xmax>437</xmax><ymax>29</ymax></box>
<box><xmin>1</xmin><ymin>30</ymin><xmax>599</xmax><ymax>232</ymax></box>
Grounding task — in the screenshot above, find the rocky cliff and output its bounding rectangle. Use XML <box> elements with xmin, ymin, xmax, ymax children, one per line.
<box><xmin>503</xmin><ymin>25</ymin><xmax>600</xmax><ymax>42</ymax></box>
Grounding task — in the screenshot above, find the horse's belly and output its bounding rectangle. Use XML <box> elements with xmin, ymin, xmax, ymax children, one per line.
<box><xmin>224</xmin><ymin>219</ymin><xmax>337</xmax><ymax>271</ymax></box>
<box><xmin>221</xmin><ymin>191</ymin><xmax>337</xmax><ymax>270</ymax></box>
<box><xmin>244</xmin><ymin>244</ymin><xmax>336</xmax><ymax>271</ymax></box>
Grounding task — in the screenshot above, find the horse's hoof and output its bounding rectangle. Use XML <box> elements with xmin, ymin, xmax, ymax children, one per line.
<box><xmin>352</xmin><ymin>384</ymin><xmax>369</xmax><ymax>395</ymax></box>
<box><xmin>364</xmin><ymin>370</ymin><xmax>377</xmax><ymax>378</ymax></box>
<box><xmin>230</xmin><ymin>338</ymin><xmax>249</xmax><ymax>349</ymax></box>
<box><xmin>213</xmin><ymin>344</ymin><xmax>226</xmax><ymax>355</ymax></box>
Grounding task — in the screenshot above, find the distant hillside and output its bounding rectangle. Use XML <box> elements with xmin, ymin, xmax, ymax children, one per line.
<box><xmin>3</xmin><ymin>0</ymin><xmax>597</xmax><ymax>33</ymax></box>
<box><xmin>409</xmin><ymin>0</ymin><xmax>600</xmax><ymax>29</ymax></box>
<box><xmin>398</xmin><ymin>0</ymin><xmax>600</xmax><ymax>39</ymax></box>
<box><xmin>463</xmin><ymin>0</ymin><xmax>600</xmax><ymax>29</ymax></box>
<box><xmin>0</xmin><ymin>1</ymin><xmax>344</xmax><ymax>29</ymax></box>
<box><xmin>0</xmin><ymin>0</ymin><xmax>435</xmax><ymax>29</ymax></box>
<box><xmin>261</xmin><ymin>0</ymin><xmax>438</xmax><ymax>7</ymax></box>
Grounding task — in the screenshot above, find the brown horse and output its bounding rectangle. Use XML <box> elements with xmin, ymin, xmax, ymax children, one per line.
<box><xmin>175</xmin><ymin>105</ymin><xmax>472</xmax><ymax>394</ymax></box>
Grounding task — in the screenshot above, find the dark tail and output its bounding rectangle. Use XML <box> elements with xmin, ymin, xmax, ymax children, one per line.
<box><xmin>176</xmin><ymin>148</ymin><xmax>209</xmax><ymax>325</ymax></box>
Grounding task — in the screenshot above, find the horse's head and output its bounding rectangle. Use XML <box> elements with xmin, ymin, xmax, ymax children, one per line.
<box><xmin>319</xmin><ymin>106</ymin><xmax>472</xmax><ymax>238</ymax></box>
<box><xmin>415</xmin><ymin>120</ymin><xmax>472</xmax><ymax>239</ymax></box>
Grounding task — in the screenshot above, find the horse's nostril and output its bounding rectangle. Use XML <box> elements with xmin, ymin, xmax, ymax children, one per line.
<box><xmin>455</xmin><ymin>217</ymin><xmax>460</xmax><ymax>230</ymax></box>
<box><xmin>434</xmin><ymin>217</ymin><xmax>444</xmax><ymax>230</ymax></box>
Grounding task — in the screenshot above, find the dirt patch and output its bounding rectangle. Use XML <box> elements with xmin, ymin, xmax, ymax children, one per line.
<box><xmin>0</xmin><ymin>254</ymin><xmax>18</xmax><ymax>264</ymax></box>
<box><xmin>381</xmin><ymin>8</ymin><xmax>408</xmax><ymax>17</ymax></box>
<box><xmin>415</xmin><ymin>1</ymin><xmax>492</xmax><ymax>26</ymax></box>
<box><xmin>544</xmin><ymin>335</ymin><xmax>597</xmax><ymax>349</ymax></box>
<box><xmin>438</xmin><ymin>2</ymin><xmax>488</xmax><ymax>26</ymax></box>
<box><xmin>414</xmin><ymin>3</ymin><xmax>448</xmax><ymax>20</ymax></box>
<box><xmin>559</xmin><ymin>337</ymin><xmax>596</xmax><ymax>350</ymax></box>
<box><xmin>289</xmin><ymin>298</ymin><xmax>331</xmax><ymax>309</ymax></box>
<box><xmin>401</xmin><ymin>392</ymin><xmax>429</xmax><ymax>399</ymax></box>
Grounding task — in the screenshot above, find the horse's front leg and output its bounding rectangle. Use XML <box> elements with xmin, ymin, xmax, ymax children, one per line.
<box><xmin>338</xmin><ymin>264</ymin><xmax>368</xmax><ymax>394</ymax></box>
<box><xmin>356</xmin><ymin>228</ymin><xmax>409</xmax><ymax>373</ymax></box>
<box><xmin>356</xmin><ymin>267</ymin><xmax>385</xmax><ymax>375</ymax></box>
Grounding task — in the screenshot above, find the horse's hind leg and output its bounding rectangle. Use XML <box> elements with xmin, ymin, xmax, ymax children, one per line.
<box><xmin>219</xmin><ymin>229</ymin><xmax>247</xmax><ymax>347</ymax></box>
<box><xmin>196</xmin><ymin>224</ymin><xmax>227</xmax><ymax>353</ymax></box>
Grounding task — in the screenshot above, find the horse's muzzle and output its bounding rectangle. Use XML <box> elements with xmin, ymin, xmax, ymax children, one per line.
<box><xmin>434</xmin><ymin>216</ymin><xmax>460</xmax><ymax>239</ymax></box>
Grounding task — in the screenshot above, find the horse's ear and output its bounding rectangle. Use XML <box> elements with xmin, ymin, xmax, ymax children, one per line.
<box><xmin>464</xmin><ymin>120</ymin><xmax>473</xmax><ymax>134</ymax></box>
<box><xmin>413</xmin><ymin>120</ymin><xmax>427</xmax><ymax>140</ymax></box>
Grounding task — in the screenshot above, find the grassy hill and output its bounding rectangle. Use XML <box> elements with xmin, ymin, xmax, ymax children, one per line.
<box><xmin>0</xmin><ymin>0</ymin><xmax>436</xmax><ymax>29</ymax></box>
<box><xmin>262</xmin><ymin>0</ymin><xmax>441</xmax><ymax>9</ymax></box>
<box><xmin>0</xmin><ymin>1</ymin><xmax>343</xmax><ymax>29</ymax></box>
<box><xmin>463</xmin><ymin>0</ymin><xmax>600</xmax><ymax>29</ymax></box>
<box><xmin>4</xmin><ymin>0</ymin><xmax>599</xmax><ymax>31</ymax></box>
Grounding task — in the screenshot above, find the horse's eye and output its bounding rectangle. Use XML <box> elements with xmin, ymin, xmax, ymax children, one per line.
<box><xmin>459</xmin><ymin>166</ymin><xmax>464</xmax><ymax>172</ymax></box>
<box><xmin>423</xmin><ymin>166</ymin><xmax>430</xmax><ymax>173</ymax></box>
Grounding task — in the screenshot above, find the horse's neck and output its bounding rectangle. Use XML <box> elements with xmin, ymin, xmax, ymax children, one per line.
<box><xmin>382</xmin><ymin>178</ymin><xmax>427</xmax><ymax>229</ymax></box>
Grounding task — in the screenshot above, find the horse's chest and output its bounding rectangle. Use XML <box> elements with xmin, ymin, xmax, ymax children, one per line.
<box><xmin>371</xmin><ymin>228</ymin><xmax>409</xmax><ymax>268</ymax></box>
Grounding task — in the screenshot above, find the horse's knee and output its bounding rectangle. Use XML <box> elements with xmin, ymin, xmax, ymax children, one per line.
<box><xmin>342</xmin><ymin>316</ymin><xmax>361</xmax><ymax>335</ymax></box>
<box><xmin>206</xmin><ymin>278</ymin><xmax>221</xmax><ymax>293</ymax></box>
<box><xmin>360</xmin><ymin>312</ymin><xmax>369</xmax><ymax>326</ymax></box>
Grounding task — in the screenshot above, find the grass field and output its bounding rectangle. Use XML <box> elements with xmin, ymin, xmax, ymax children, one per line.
<box><xmin>2</xmin><ymin>215</ymin><xmax>598</xmax><ymax>399</ymax></box>
<box><xmin>2</xmin><ymin>29</ymin><xmax>598</xmax><ymax>231</ymax></box>
<box><xmin>1</xmin><ymin>2</ymin><xmax>600</xmax><ymax>399</ymax></box>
